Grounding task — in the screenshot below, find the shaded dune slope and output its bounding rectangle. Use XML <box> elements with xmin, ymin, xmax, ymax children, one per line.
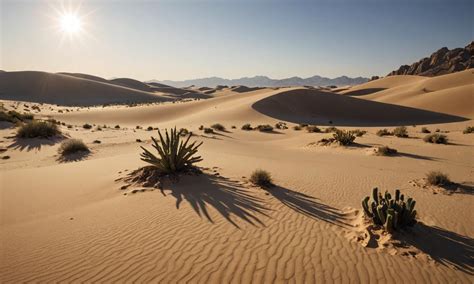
<box><xmin>341</xmin><ymin>69</ymin><xmax>474</xmax><ymax>118</ymax></box>
<box><xmin>252</xmin><ymin>89</ymin><xmax>467</xmax><ymax>126</ymax></box>
<box><xmin>0</xmin><ymin>71</ymin><xmax>171</xmax><ymax>106</ymax></box>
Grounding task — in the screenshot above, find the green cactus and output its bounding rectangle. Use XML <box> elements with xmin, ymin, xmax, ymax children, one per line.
<box><xmin>362</xmin><ymin>196</ymin><xmax>372</xmax><ymax>217</ymax></box>
<box><xmin>385</xmin><ymin>213</ymin><xmax>394</xmax><ymax>233</ymax></box>
<box><xmin>372</xmin><ymin>188</ymin><xmax>379</xmax><ymax>205</ymax></box>
<box><xmin>361</xmin><ymin>188</ymin><xmax>417</xmax><ymax>232</ymax></box>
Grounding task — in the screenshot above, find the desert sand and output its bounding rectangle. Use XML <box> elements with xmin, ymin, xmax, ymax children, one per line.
<box><xmin>0</xmin><ymin>70</ymin><xmax>473</xmax><ymax>283</ymax></box>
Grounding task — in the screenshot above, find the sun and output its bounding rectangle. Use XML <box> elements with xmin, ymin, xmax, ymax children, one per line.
<box><xmin>59</xmin><ymin>12</ymin><xmax>83</xmax><ymax>34</ymax></box>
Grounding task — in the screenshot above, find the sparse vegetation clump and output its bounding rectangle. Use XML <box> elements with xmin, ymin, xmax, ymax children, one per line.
<box><xmin>351</xmin><ymin>129</ymin><xmax>367</xmax><ymax>137</ymax></box>
<box><xmin>147</xmin><ymin>126</ymin><xmax>153</xmax><ymax>131</ymax></box>
<box><xmin>421</xmin><ymin>127</ymin><xmax>431</xmax><ymax>133</ymax></box>
<box><xmin>375</xmin><ymin>146</ymin><xmax>397</xmax><ymax>156</ymax></box>
<box><xmin>198</xmin><ymin>125</ymin><xmax>204</xmax><ymax>130</ymax></box>
<box><xmin>332</xmin><ymin>129</ymin><xmax>356</xmax><ymax>145</ymax></box>
<box><xmin>140</xmin><ymin>127</ymin><xmax>203</xmax><ymax>174</ymax></box>
<box><xmin>293</xmin><ymin>125</ymin><xmax>302</xmax><ymax>130</ymax></box>
<box><xmin>423</xmin><ymin>133</ymin><xmax>448</xmax><ymax>144</ymax></box>
<box><xmin>17</xmin><ymin>121</ymin><xmax>60</xmax><ymax>138</ymax></box>
<box><xmin>83</xmin><ymin>123</ymin><xmax>92</xmax><ymax>129</ymax></box>
<box><xmin>325</xmin><ymin>126</ymin><xmax>339</xmax><ymax>133</ymax></box>
<box><xmin>203</xmin><ymin>127</ymin><xmax>214</xmax><ymax>134</ymax></box>
<box><xmin>114</xmin><ymin>125</ymin><xmax>121</xmax><ymax>129</ymax></box>
<box><xmin>275</xmin><ymin>122</ymin><xmax>288</xmax><ymax>130</ymax></box>
<box><xmin>362</xmin><ymin>188</ymin><xmax>417</xmax><ymax>233</ymax></box>
<box><xmin>59</xmin><ymin>139</ymin><xmax>89</xmax><ymax>156</ymax></box>
<box><xmin>249</xmin><ymin>169</ymin><xmax>273</xmax><ymax>188</ymax></box>
<box><xmin>211</xmin><ymin>123</ymin><xmax>226</xmax><ymax>131</ymax></box>
<box><xmin>0</xmin><ymin>109</ymin><xmax>34</xmax><ymax>123</ymax></box>
<box><xmin>426</xmin><ymin>171</ymin><xmax>451</xmax><ymax>186</ymax></box>
<box><xmin>306</xmin><ymin>125</ymin><xmax>321</xmax><ymax>133</ymax></box>
<box><xmin>241</xmin><ymin>123</ymin><xmax>253</xmax><ymax>130</ymax></box>
<box><xmin>256</xmin><ymin>124</ymin><xmax>274</xmax><ymax>132</ymax></box>
<box><xmin>376</xmin><ymin>129</ymin><xmax>392</xmax><ymax>137</ymax></box>
<box><xmin>393</xmin><ymin>126</ymin><xmax>408</xmax><ymax>138</ymax></box>
<box><xmin>179</xmin><ymin>128</ymin><xmax>189</xmax><ymax>136</ymax></box>
<box><xmin>463</xmin><ymin>126</ymin><xmax>474</xmax><ymax>134</ymax></box>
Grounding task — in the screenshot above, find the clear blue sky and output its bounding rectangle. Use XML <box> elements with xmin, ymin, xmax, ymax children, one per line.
<box><xmin>1</xmin><ymin>0</ymin><xmax>472</xmax><ymax>81</ymax></box>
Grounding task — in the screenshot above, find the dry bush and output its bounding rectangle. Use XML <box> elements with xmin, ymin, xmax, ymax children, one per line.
<box><xmin>250</xmin><ymin>169</ymin><xmax>273</xmax><ymax>188</ymax></box>
<box><xmin>59</xmin><ymin>139</ymin><xmax>89</xmax><ymax>155</ymax></box>
<box><xmin>423</xmin><ymin>133</ymin><xmax>448</xmax><ymax>144</ymax></box>
<box><xmin>17</xmin><ymin>121</ymin><xmax>60</xmax><ymax>138</ymax></box>
<box><xmin>426</xmin><ymin>171</ymin><xmax>450</xmax><ymax>186</ymax></box>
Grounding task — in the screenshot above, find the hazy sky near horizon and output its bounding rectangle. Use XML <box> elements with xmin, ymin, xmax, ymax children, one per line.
<box><xmin>1</xmin><ymin>0</ymin><xmax>472</xmax><ymax>81</ymax></box>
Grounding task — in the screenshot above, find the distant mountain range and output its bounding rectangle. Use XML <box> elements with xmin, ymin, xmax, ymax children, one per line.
<box><xmin>149</xmin><ymin>75</ymin><xmax>369</xmax><ymax>88</ymax></box>
<box><xmin>388</xmin><ymin>41</ymin><xmax>473</xmax><ymax>76</ymax></box>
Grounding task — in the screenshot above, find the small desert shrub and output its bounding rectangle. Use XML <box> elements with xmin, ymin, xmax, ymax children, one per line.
<box><xmin>375</xmin><ymin>146</ymin><xmax>397</xmax><ymax>156</ymax></box>
<box><xmin>376</xmin><ymin>129</ymin><xmax>392</xmax><ymax>137</ymax></box>
<box><xmin>0</xmin><ymin>110</ymin><xmax>33</xmax><ymax>123</ymax></box>
<box><xmin>147</xmin><ymin>126</ymin><xmax>153</xmax><ymax>131</ymax></box>
<box><xmin>426</xmin><ymin>171</ymin><xmax>450</xmax><ymax>186</ymax></box>
<box><xmin>333</xmin><ymin>130</ymin><xmax>355</xmax><ymax>145</ymax></box>
<box><xmin>293</xmin><ymin>125</ymin><xmax>302</xmax><ymax>130</ymax></box>
<box><xmin>9</xmin><ymin>110</ymin><xmax>33</xmax><ymax>121</ymax></box>
<box><xmin>362</xmin><ymin>188</ymin><xmax>417</xmax><ymax>232</ymax></box>
<box><xmin>306</xmin><ymin>125</ymin><xmax>321</xmax><ymax>133</ymax></box>
<box><xmin>393</xmin><ymin>126</ymin><xmax>408</xmax><ymax>138</ymax></box>
<box><xmin>231</xmin><ymin>125</ymin><xmax>236</xmax><ymax>129</ymax></box>
<box><xmin>59</xmin><ymin>139</ymin><xmax>89</xmax><ymax>155</ymax></box>
<box><xmin>93</xmin><ymin>140</ymin><xmax>101</xmax><ymax>144</ymax></box>
<box><xmin>136</xmin><ymin>125</ymin><xmax>142</xmax><ymax>129</ymax></box>
<box><xmin>114</xmin><ymin>125</ymin><xmax>120</xmax><ymax>129</ymax></box>
<box><xmin>256</xmin><ymin>124</ymin><xmax>274</xmax><ymax>132</ymax></box>
<box><xmin>423</xmin><ymin>133</ymin><xmax>448</xmax><ymax>144</ymax></box>
<box><xmin>83</xmin><ymin>123</ymin><xmax>92</xmax><ymax>129</ymax></box>
<box><xmin>211</xmin><ymin>123</ymin><xmax>225</xmax><ymax>131</ymax></box>
<box><xmin>136</xmin><ymin>139</ymin><xmax>142</xmax><ymax>142</ymax></box>
<box><xmin>67</xmin><ymin>125</ymin><xmax>73</xmax><ymax>129</ymax></box>
<box><xmin>17</xmin><ymin>121</ymin><xmax>60</xmax><ymax>138</ymax></box>
<box><xmin>325</xmin><ymin>126</ymin><xmax>338</xmax><ymax>133</ymax></box>
<box><xmin>241</xmin><ymin>123</ymin><xmax>253</xmax><ymax>130</ymax></box>
<box><xmin>435</xmin><ymin>128</ymin><xmax>440</xmax><ymax>132</ymax></box>
<box><xmin>204</xmin><ymin>127</ymin><xmax>214</xmax><ymax>134</ymax></box>
<box><xmin>463</xmin><ymin>126</ymin><xmax>474</xmax><ymax>134</ymax></box>
<box><xmin>299</xmin><ymin>123</ymin><xmax>308</xmax><ymax>127</ymax></box>
<box><xmin>421</xmin><ymin>127</ymin><xmax>431</xmax><ymax>133</ymax></box>
<box><xmin>198</xmin><ymin>125</ymin><xmax>204</xmax><ymax>130</ymax></box>
<box><xmin>179</xmin><ymin>128</ymin><xmax>189</xmax><ymax>136</ymax></box>
<box><xmin>275</xmin><ymin>122</ymin><xmax>288</xmax><ymax>130</ymax></box>
<box><xmin>351</xmin><ymin>129</ymin><xmax>367</xmax><ymax>137</ymax></box>
<box><xmin>96</xmin><ymin>126</ymin><xmax>102</xmax><ymax>131</ymax></box>
<box><xmin>249</xmin><ymin>169</ymin><xmax>273</xmax><ymax>188</ymax></box>
<box><xmin>140</xmin><ymin>127</ymin><xmax>203</xmax><ymax>173</ymax></box>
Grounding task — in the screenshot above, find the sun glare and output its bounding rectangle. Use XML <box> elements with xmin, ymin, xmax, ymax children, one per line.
<box><xmin>59</xmin><ymin>12</ymin><xmax>82</xmax><ymax>34</ymax></box>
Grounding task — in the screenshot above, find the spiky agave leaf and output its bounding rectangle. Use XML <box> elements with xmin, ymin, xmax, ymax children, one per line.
<box><xmin>140</xmin><ymin>127</ymin><xmax>203</xmax><ymax>173</ymax></box>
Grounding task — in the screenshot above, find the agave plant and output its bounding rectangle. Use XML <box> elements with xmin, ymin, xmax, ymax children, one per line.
<box><xmin>140</xmin><ymin>127</ymin><xmax>203</xmax><ymax>173</ymax></box>
<box><xmin>362</xmin><ymin>188</ymin><xmax>417</xmax><ymax>233</ymax></box>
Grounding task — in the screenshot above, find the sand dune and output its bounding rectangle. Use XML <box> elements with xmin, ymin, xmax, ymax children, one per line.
<box><xmin>0</xmin><ymin>71</ymin><xmax>172</xmax><ymax>106</ymax></box>
<box><xmin>1</xmin><ymin>68</ymin><xmax>473</xmax><ymax>283</ymax></box>
<box><xmin>252</xmin><ymin>88</ymin><xmax>467</xmax><ymax>126</ymax></box>
<box><xmin>341</xmin><ymin>69</ymin><xmax>474</xmax><ymax>118</ymax></box>
<box><xmin>109</xmin><ymin>77</ymin><xmax>157</xmax><ymax>92</ymax></box>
